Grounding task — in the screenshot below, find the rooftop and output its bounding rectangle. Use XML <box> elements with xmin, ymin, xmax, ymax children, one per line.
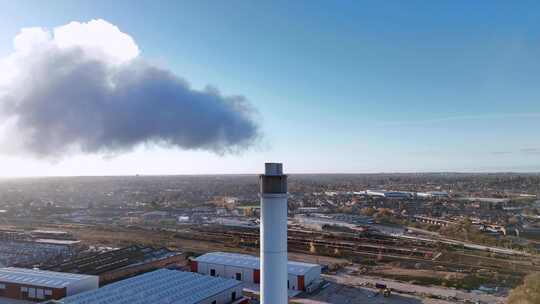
<box><xmin>57</xmin><ymin>269</ymin><xmax>242</xmax><ymax>304</ymax></box>
<box><xmin>34</xmin><ymin>239</ymin><xmax>81</xmax><ymax>246</ymax></box>
<box><xmin>0</xmin><ymin>268</ymin><xmax>96</xmax><ymax>288</ymax></box>
<box><xmin>31</xmin><ymin>230</ymin><xmax>69</xmax><ymax>235</ymax></box>
<box><xmin>459</xmin><ymin>197</ymin><xmax>510</xmax><ymax>203</ymax></box>
<box><xmin>45</xmin><ymin>245</ymin><xmax>180</xmax><ymax>275</ymax></box>
<box><xmin>195</xmin><ymin>252</ymin><xmax>320</xmax><ymax>275</ymax></box>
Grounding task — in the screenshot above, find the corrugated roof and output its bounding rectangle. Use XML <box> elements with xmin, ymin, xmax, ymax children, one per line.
<box><xmin>31</xmin><ymin>230</ymin><xmax>68</xmax><ymax>234</ymax></box>
<box><xmin>195</xmin><ymin>252</ymin><xmax>320</xmax><ymax>275</ymax></box>
<box><xmin>44</xmin><ymin>245</ymin><xmax>180</xmax><ymax>276</ymax></box>
<box><xmin>0</xmin><ymin>268</ymin><xmax>96</xmax><ymax>288</ymax></box>
<box><xmin>58</xmin><ymin>269</ymin><xmax>242</xmax><ymax>304</ymax></box>
<box><xmin>34</xmin><ymin>239</ymin><xmax>81</xmax><ymax>245</ymax></box>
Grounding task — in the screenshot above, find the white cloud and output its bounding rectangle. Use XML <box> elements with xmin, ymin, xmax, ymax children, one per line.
<box><xmin>0</xmin><ymin>19</ymin><xmax>259</xmax><ymax>159</ymax></box>
<box><xmin>53</xmin><ymin>19</ymin><xmax>139</xmax><ymax>64</ymax></box>
<box><xmin>1</xmin><ymin>19</ymin><xmax>140</xmax><ymax>87</ymax></box>
<box><xmin>13</xmin><ymin>27</ymin><xmax>51</xmax><ymax>52</ymax></box>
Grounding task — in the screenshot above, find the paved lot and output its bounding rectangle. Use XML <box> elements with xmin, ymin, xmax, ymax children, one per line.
<box><xmin>308</xmin><ymin>272</ymin><xmax>506</xmax><ymax>304</ymax></box>
<box><xmin>292</xmin><ymin>281</ymin><xmax>455</xmax><ymax>304</ymax></box>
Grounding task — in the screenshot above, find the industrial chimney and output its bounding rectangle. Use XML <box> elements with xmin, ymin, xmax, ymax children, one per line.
<box><xmin>259</xmin><ymin>163</ymin><xmax>288</xmax><ymax>304</ymax></box>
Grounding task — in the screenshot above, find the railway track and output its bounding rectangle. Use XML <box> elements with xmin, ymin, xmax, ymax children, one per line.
<box><xmin>190</xmin><ymin>227</ymin><xmax>435</xmax><ymax>258</ymax></box>
<box><xmin>188</xmin><ymin>226</ymin><xmax>538</xmax><ymax>274</ymax></box>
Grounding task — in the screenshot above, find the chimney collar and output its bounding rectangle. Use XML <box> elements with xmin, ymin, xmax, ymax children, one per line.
<box><xmin>264</xmin><ymin>163</ymin><xmax>283</xmax><ymax>176</ymax></box>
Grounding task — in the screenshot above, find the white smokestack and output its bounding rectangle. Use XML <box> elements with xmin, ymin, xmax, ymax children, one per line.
<box><xmin>260</xmin><ymin>162</ymin><xmax>288</xmax><ymax>304</ymax></box>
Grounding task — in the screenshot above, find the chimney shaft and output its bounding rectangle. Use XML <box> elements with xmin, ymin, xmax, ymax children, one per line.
<box><xmin>259</xmin><ymin>162</ymin><xmax>288</xmax><ymax>304</ymax></box>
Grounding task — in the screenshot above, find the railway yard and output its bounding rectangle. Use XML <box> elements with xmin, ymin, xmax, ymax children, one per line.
<box><xmin>6</xmin><ymin>220</ymin><xmax>537</xmax><ymax>303</ymax></box>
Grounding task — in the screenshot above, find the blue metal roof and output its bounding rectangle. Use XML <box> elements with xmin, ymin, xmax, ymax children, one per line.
<box><xmin>58</xmin><ymin>269</ymin><xmax>242</xmax><ymax>304</ymax></box>
<box><xmin>0</xmin><ymin>267</ymin><xmax>96</xmax><ymax>288</ymax></box>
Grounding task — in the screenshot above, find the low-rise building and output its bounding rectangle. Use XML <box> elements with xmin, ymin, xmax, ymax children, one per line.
<box><xmin>55</xmin><ymin>269</ymin><xmax>246</xmax><ymax>304</ymax></box>
<box><xmin>0</xmin><ymin>241</ymin><xmax>75</xmax><ymax>267</ymax></box>
<box><xmin>141</xmin><ymin>211</ymin><xmax>170</xmax><ymax>221</ymax></box>
<box><xmin>192</xmin><ymin>252</ymin><xmax>321</xmax><ymax>292</ymax></box>
<box><xmin>30</xmin><ymin>230</ymin><xmax>74</xmax><ymax>240</ymax></box>
<box><xmin>45</xmin><ymin>245</ymin><xmax>184</xmax><ymax>285</ymax></box>
<box><xmin>0</xmin><ymin>267</ymin><xmax>98</xmax><ymax>302</ymax></box>
<box><xmin>366</xmin><ymin>190</ymin><xmax>412</xmax><ymax>199</ymax></box>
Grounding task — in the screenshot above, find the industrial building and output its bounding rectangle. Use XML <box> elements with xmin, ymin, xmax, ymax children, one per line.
<box><xmin>30</xmin><ymin>230</ymin><xmax>74</xmax><ymax>240</ymax></box>
<box><xmin>45</xmin><ymin>245</ymin><xmax>184</xmax><ymax>284</ymax></box>
<box><xmin>192</xmin><ymin>252</ymin><xmax>321</xmax><ymax>292</ymax></box>
<box><xmin>366</xmin><ymin>190</ymin><xmax>412</xmax><ymax>199</ymax></box>
<box><xmin>141</xmin><ymin>211</ymin><xmax>170</xmax><ymax>222</ymax></box>
<box><xmin>55</xmin><ymin>269</ymin><xmax>246</xmax><ymax>304</ymax></box>
<box><xmin>416</xmin><ymin>191</ymin><xmax>449</xmax><ymax>198</ymax></box>
<box><xmin>293</xmin><ymin>213</ymin><xmax>373</xmax><ymax>231</ymax></box>
<box><xmin>0</xmin><ymin>228</ymin><xmax>81</xmax><ymax>268</ymax></box>
<box><xmin>0</xmin><ymin>267</ymin><xmax>98</xmax><ymax>301</ymax></box>
<box><xmin>0</xmin><ymin>241</ymin><xmax>75</xmax><ymax>268</ymax></box>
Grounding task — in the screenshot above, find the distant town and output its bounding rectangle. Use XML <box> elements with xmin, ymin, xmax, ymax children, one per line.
<box><xmin>0</xmin><ymin>173</ymin><xmax>538</xmax><ymax>303</ymax></box>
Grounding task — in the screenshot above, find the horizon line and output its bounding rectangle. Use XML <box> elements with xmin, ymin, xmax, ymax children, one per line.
<box><xmin>1</xmin><ymin>170</ymin><xmax>540</xmax><ymax>179</ymax></box>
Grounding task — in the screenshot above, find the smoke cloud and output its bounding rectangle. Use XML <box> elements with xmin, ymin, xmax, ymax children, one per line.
<box><xmin>0</xmin><ymin>20</ymin><xmax>259</xmax><ymax>158</ymax></box>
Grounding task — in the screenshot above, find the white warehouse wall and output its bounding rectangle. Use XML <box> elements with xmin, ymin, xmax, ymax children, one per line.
<box><xmin>223</xmin><ymin>265</ymin><xmax>254</xmax><ymax>283</ymax></box>
<box><xmin>197</xmin><ymin>262</ymin><xmax>254</xmax><ymax>284</ymax></box>
<box><xmin>196</xmin><ymin>285</ymin><xmax>243</xmax><ymax>304</ymax></box>
<box><xmin>197</xmin><ymin>260</ymin><xmax>321</xmax><ymax>292</ymax></box>
<box><xmin>303</xmin><ymin>265</ymin><xmax>322</xmax><ymax>289</ymax></box>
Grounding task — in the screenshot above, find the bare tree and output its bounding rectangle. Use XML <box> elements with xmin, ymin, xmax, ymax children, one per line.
<box><xmin>508</xmin><ymin>273</ymin><xmax>540</xmax><ymax>304</ymax></box>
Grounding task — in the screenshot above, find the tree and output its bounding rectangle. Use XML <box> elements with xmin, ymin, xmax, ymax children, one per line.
<box><xmin>375</xmin><ymin>208</ymin><xmax>393</xmax><ymax>219</ymax></box>
<box><xmin>508</xmin><ymin>273</ymin><xmax>540</xmax><ymax>304</ymax></box>
<box><xmin>360</xmin><ymin>207</ymin><xmax>376</xmax><ymax>216</ymax></box>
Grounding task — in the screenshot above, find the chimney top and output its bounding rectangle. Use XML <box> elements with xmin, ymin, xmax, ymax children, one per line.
<box><xmin>264</xmin><ymin>163</ymin><xmax>283</xmax><ymax>176</ymax></box>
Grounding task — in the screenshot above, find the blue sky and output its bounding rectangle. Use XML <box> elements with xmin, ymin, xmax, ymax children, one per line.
<box><xmin>0</xmin><ymin>0</ymin><xmax>539</xmax><ymax>175</ymax></box>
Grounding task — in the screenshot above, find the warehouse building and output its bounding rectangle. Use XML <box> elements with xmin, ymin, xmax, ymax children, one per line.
<box><xmin>45</xmin><ymin>244</ymin><xmax>184</xmax><ymax>284</ymax></box>
<box><xmin>0</xmin><ymin>240</ymin><xmax>76</xmax><ymax>267</ymax></box>
<box><xmin>55</xmin><ymin>269</ymin><xmax>247</xmax><ymax>304</ymax></box>
<box><xmin>0</xmin><ymin>267</ymin><xmax>98</xmax><ymax>301</ymax></box>
<box><xmin>366</xmin><ymin>190</ymin><xmax>412</xmax><ymax>199</ymax></box>
<box><xmin>30</xmin><ymin>230</ymin><xmax>74</xmax><ymax>240</ymax></box>
<box><xmin>192</xmin><ymin>252</ymin><xmax>321</xmax><ymax>292</ymax></box>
